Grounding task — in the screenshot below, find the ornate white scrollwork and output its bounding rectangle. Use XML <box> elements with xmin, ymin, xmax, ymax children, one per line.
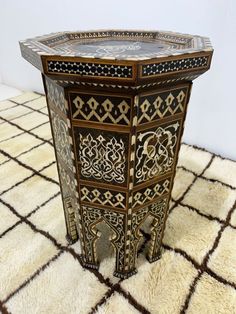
<box><xmin>135</xmin><ymin>122</ymin><xmax>180</xmax><ymax>183</ymax></box>
<box><xmin>79</xmin><ymin>133</ymin><xmax>126</xmax><ymax>183</ymax></box>
<box><xmin>51</xmin><ymin>111</ymin><xmax>74</xmax><ymax>171</ymax></box>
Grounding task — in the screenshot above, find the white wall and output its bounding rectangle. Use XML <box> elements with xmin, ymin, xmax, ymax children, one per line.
<box><xmin>0</xmin><ymin>0</ymin><xmax>236</xmax><ymax>159</ymax></box>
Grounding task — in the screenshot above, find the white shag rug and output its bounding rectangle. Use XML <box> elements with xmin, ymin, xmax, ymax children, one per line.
<box><xmin>0</xmin><ymin>92</ymin><xmax>236</xmax><ymax>314</ymax></box>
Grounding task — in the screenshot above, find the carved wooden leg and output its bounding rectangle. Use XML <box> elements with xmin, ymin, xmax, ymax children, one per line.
<box><xmin>80</xmin><ymin>206</ymin><xmax>101</xmax><ymax>269</ymax></box>
<box><xmin>43</xmin><ymin>76</ymin><xmax>79</xmax><ymax>244</ymax></box>
<box><xmin>147</xmin><ymin>200</ymin><xmax>167</xmax><ymax>263</ymax></box>
<box><xmin>112</xmin><ymin>229</ymin><xmax>138</xmax><ymax>279</ymax></box>
<box><xmin>63</xmin><ymin>197</ymin><xmax>78</xmax><ymax>244</ymax></box>
<box><xmin>100</xmin><ymin>212</ymin><xmax>137</xmax><ymax>278</ymax></box>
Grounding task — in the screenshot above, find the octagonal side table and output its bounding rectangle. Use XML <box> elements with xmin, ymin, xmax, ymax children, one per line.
<box><xmin>20</xmin><ymin>30</ymin><xmax>213</xmax><ymax>278</ymax></box>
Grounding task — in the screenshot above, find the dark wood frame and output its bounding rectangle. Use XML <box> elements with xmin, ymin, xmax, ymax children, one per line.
<box><xmin>20</xmin><ymin>29</ymin><xmax>213</xmax><ymax>278</ymax></box>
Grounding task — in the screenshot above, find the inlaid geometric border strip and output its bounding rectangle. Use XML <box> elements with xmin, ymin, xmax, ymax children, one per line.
<box><xmin>45</xmin><ymin>56</ymin><xmax>210</xmax><ymax>78</ymax></box>
<box><xmin>141</xmin><ymin>55</ymin><xmax>209</xmax><ymax>77</ymax></box>
<box><xmin>55</xmin><ymin>74</ymin><xmax>199</xmax><ymax>90</ymax></box>
<box><xmin>46</xmin><ymin>60</ymin><xmax>133</xmax><ymax>79</ymax></box>
<box><xmin>0</xmin><ymin>93</ymin><xmax>236</xmax><ymax>314</ymax></box>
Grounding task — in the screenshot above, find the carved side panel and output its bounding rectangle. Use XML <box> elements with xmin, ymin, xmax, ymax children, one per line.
<box><xmin>135</xmin><ymin>120</ymin><xmax>181</xmax><ymax>185</ymax></box>
<box><xmin>44</xmin><ymin>76</ymin><xmax>79</xmax><ymax>242</ymax></box>
<box><xmin>74</xmin><ymin>127</ymin><xmax>129</xmax><ymax>186</ymax></box>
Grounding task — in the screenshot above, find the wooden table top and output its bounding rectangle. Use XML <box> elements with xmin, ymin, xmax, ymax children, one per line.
<box><xmin>19</xmin><ymin>30</ymin><xmax>213</xmax><ymax>86</ymax></box>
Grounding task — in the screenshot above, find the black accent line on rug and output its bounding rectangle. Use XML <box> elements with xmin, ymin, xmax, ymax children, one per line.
<box><xmin>177</xmin><ymin>165</ymin><xmax>199</xmax><ymax>177</ymax></box>
<box><xmin>0</xmin><ymin>142</ymin><xmax>47</xmax><ymax>167</ymax></box>
<box><xmin>0</xmin><ymin>103</ymin><xmax>18</xmax><ymax>113</ymax></box>
<box><xmin>116</xmin><ymin>285</ymin><xmax>151</xmax><ymax>314</ymax></box>
<box><xmin>206</xmin><ymin>267</ymin><xmax>236</xmax><ymax>290</ymax></box>
<box><xmin>33</xmin><ymin>91</ymin><xmax>45</xmax><ymax>96</ymax></box>
<box><xmin>26</xmin><ymin>191</ymin><xmax>60</xmax><ymax>219</ymax></box>
<box><xmin>0</xmin><ymin>121</ymin><xmax>50</xmax><ymax>145</ymax></box>
<box><xmin>179</xmin><ymin>200</ymin><xmax>236</xmax><ymax>231</ymax></box>
<box><xmin>0</xmin><ymin>149</ymin><xmax>59</xmax><ymax>186</ymax></box>
<box><xmin>169</xmin><ymin>155</ymin><xmax>214</xmax><ymax>214</ymax></box>
<box><xmin>180</xmin><ymin>199</ymin><xmax>236</xmax><ymax>313</ymax></box>
<box><xmin>182</xmin><ymin>142</ymin><xmax>236</xmax><ymax>165</ymax></box>
<box><xmin>0</xmin><ymin>108</ymin><xmax>42</xmax><ymax>126</ymax></box>
<box><xmin>3</xmin><ymin>250</ymin><xmax>64</xmax><ymax>304</ymax></box>
<box><xmin>0</xmin><ymin>192</ymin><xmax>60</xmax><ymax>240</ymax></box>
<box><xmin>177</xmin><ymin>200</ymin><xmax>225</xmax><ymax>225</ymax></box>
<box><xmin>9</xmin><ymin>95</ymin><xmax>42</xmax><ymax>106</ymax></box>
<box><xmin>88</xmin><ymin>283</ymin><xmax>120</xmax><ymax>314</ymax></box>
<box><xmin>0</xmin><ymin>115</ymin><xmax>52</xmax><ymax>146</ymax></box>
<box><xmin>200</xmin><ymin>176</ymin><xmax>236</xmax><ymax>190</ymax></box>
<box><xmin>178</xmin><ymin>165</ymin><xmax>236</xmax><ymax>191</ymax></box>
<box><xmin>162</xmin><ymin>243</ymin><xmax>201</xmax><ymax>270</ymax></box>
<box><xmin>0</xmin><ymin>300</ymin><xmax>10</xmax><ymax>314</ymax></box>
<box><xmin>18</xmin><ymin>103</ymin><xmax>48</xmax><ymax>116</ymax></box>
<box><xmin>180</xmin><ymin>272</ymin><xmax>202</xmax><ymax>314</ymax></box>
<box><xmin>0</xmin><ymin>220</ymin><xmax>23</xmax><ymax>240</ymax></box>
<box><xmin>0</xmin><ymin>161</ymin><xmax>57</xmax><ymax>197</ymax></box>
<box><xmin>163</xmin><ymin>243</ymin><xmax>236</xmax><ymax>290</ymax></box>
<box><xmin>0</xmin><ymin>103</ymin><xmax>48</xmax><ymax>124</ymax></box>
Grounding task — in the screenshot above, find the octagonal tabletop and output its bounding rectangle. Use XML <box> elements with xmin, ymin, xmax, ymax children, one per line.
<box><xmin>20</xmin><ymin>30</ymin><xmax>213</xmax><ymax>85</ymax></box>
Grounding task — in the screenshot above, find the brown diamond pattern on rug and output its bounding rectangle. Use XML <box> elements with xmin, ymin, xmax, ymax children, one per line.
<box><xmin>0</xmin><ymin>223</ymin><xmax>58</xmax><ymax>301</ymax></box>
<box><xmin>187</xmin><ymin>273</ymin><xmax>236</xmax><ymax>314</ymax></box>
<box><xmin>1</xmin><ymin>91</ymin><xmax>236</xmax><ymax>314</ymax></box>
<box><xmin>178</xmin><ymin>144</ymin><xmax>212</xmax><ymax>175</ymax></box>
<box><xmin>1</xmin><ymin>173</ymin><xmax>60</xmax><ymax>216</ymax></box>
<box><xmin>163</xmin><ymin>205</ymin><xmax>221</xmax><ymax>263</ymax></box>
<box><xmin>17</xmin><ymin>143</ymin><xmax>55</xmax><ymax>170</ymax></box>
<box><xmin>30</xmin><ymin>122</ymin><xmax>52</xmax><ymax>141</ymax></box>
<box><xmin>0</xmin><ymin>123</ymin><xmax>23</xmax><ymax>143</ymax></box>
<box><xmin>96</xmin><ymin>292</ymin><xmax>141</xmax><ymax>314</ymax></box>
<box><xmin>0</xmin><ymin>159</ymin><xmax>32</xmax><ymax>194</ymax></box>
<box><xmin>204</xmin><ymin>156</ymin><xmax>236</xmax><ymax>188</ymax></box>
<box><xmin>0</xmin><ymin>133</ymin><xmax>42</xmax><ymax>160</ymax></box>
<box><xmin>172</xmin><ymin>168</ymin><xmax>195</xmax><ymax>200</ymax></box>
<box><xmin>182</xmin><ymin>177</ymin><xmax>236</xmax><ymax>221</ymax></box>
<box><xmin>207</xmin><ymin>226</ymin><xmax>236</xmax><ymax>284</ymax></box>
<box><xmin>10</xmin><ymin>92</ymin><xmax>41</xmax><ymax>104</ymax></box>
<box><xmin>0</xmin><ymin>203</ymin><xmax>19</xmax><ymax>235</ymax></box>
<box><xmin>12</xmin><ymin>111</ymin><xmax>49</xmax><ymax>131</ymax></box>
<box><xmin>121</xmin><ymin>252</ymin><xmax>198</xmax><ymax>313</ymax></box>
<box><xmin>6</xmin><ymin>252</ymin><xmax>109</xmax><ymax>314</ymax></box>
<box><xmin>28</xmin><ymin>195</ymin><xmax>67</xmax><ymax>246</ymax></box>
